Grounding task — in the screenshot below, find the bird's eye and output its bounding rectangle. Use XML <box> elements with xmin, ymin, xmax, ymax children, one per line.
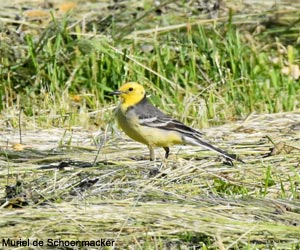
<box><xmin>128</xmin><ymin>87</ymin><xmax>133</xmax><ymax>91</ymax></box>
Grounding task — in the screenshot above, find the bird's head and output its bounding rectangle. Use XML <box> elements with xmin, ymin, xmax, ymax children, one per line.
<box><xmin>110</xmin><ymin>82</ymin><xmax>146</xmax><ymax>107</ymax></box>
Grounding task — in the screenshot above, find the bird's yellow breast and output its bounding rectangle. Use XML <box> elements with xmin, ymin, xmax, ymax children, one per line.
<box><xmin>116</xmin><ymin>107</ymin><xmax>147</xmax><ymax>145</ymax></box>
<box><xmin>116</xmin><ymin>107</ymin><xmax>182</xmax><ymax>147</ymax></box>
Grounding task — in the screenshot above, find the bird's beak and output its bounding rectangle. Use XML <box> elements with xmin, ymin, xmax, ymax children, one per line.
<box><xmin>109</xmin><ymin>90</ymin><xmax>123</xmax><ymax>96</ymax></box>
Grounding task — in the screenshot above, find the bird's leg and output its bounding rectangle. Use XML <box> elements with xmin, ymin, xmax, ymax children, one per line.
<box><xmin>148</xmin><ymin>145</ymin><xmax>155</xmax><ymax>161</ymax></box>
<box><xmin>163</xmin><ymin>147</ymin><xmax>170</xmax><ymax>159</ymax></box>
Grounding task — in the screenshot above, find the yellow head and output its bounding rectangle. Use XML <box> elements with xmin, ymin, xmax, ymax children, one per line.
<box><xmin>110</xmin><ymin>82</ymin><xmax>146</xmax><ymax>107</ymax></box>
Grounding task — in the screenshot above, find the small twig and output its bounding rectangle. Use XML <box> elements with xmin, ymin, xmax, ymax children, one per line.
<box><xmin>18</xmin><ymin>108</ymin><xmax>23</xmax><ymax>144</ymax></box>
<box><xmin>92</xmin><ymin>124</ymin><xmax>110</xmax><ymax>167</ymax></box>
<box><xmin>265</xmin><ymin>135</ymin><xmax>275</xmax><ymax>146</ymax></box>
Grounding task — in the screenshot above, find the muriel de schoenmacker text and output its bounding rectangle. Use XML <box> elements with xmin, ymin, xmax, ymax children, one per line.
<box><xmin>2</xmin><ymin>238</ymin><xmax>115</xmax><ymax>247</ymax></box>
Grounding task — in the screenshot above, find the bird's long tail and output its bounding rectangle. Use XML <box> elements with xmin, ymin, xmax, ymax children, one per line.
<box><xmin>182</xmin><ymin>135</ymin><xmax>244</xmax><ymax>163</ymax></box>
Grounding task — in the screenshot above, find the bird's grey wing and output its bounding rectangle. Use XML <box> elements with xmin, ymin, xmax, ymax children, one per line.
<box><xmin>132</xmin><ymin>97</ymin><xmax>204</xmax><ymax>137</ymax></box>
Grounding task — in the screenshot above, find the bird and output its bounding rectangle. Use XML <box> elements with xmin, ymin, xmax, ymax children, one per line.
<box><xmin>110</xmin><ymin>82</ymin><xmax>243</xmax><ymax>163</ymax></box>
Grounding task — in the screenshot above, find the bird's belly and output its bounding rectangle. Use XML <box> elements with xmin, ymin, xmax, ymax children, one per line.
<box><xmin>134</xmin><ymin>126</ymin><xmax>182</xmax><ymax>147</ymax></box>
<box><xmin>116</xmin><ymin>111</ymin><xmax>181</xmax><ymax>147</ymax></box>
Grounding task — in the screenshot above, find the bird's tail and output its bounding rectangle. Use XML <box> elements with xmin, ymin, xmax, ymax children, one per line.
<box><xmin>182</xmin><ymin>135</ymin><xmax>244</xmax><ymax>163</ymax></box>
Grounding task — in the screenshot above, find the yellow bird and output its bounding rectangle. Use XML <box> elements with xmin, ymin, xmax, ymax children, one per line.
<box><xmin>110</xmin><ymin>82</ymin><xmax>243</xmax><ymax>163</ymax></box>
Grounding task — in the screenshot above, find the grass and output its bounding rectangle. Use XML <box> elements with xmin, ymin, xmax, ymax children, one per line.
<box><xmin>1</xmin><ymin>2</ymin><xmax>300</xmax><ymax>128</ymax></box>
<box><xmin>1</xmin><ymin>0</ymin><xmax>300</xmax><ymax>249</ymax></box>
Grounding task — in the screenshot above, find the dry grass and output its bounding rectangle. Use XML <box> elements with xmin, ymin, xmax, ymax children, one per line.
<box><xmin>1</xmin><ymin>111</ymin><xmax>300</xmax><ymax>249</ymax></box>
